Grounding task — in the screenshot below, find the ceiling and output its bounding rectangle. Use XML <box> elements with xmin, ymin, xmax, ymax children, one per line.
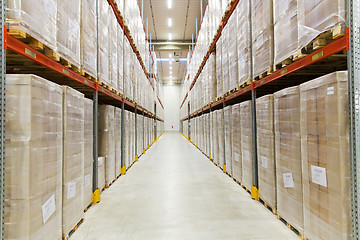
<box><xmin>140</xmin><ymin>0</ymin><xmax>205</xmax><ymax>85</ymax></box>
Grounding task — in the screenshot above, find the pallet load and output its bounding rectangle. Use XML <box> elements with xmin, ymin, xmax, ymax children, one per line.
<box><xmin>98</xmin><ymin>105</ymin><xmax>116</xmax><ymax>187</ymax></box>
<box><xmin>98</xmin><ymin>0</ymin><xmax>110</xmax><ymax>86</ymax></box>
<box><xmin>83</xmin><ymin>98</ymin><xmax>93</xmax><ymax>210</ymax></box>
<box><xmin>98</xmin><ymin>157</ymin><xmax>105</xmax><ymax>191</ymax></box>
<box><xmin>212</xmin><ymin>111</ymin><xmax>218</xmax><ymax>162</ymax></box>
<box><xmin>228</xmin><ymin>9</ymin><xmax>238</xmax><ymax>92</ymax></box>
<box><xmin>252</xmin><ymin>0</ymin><xmax>274</xmax><ymax>78</ymax></box>
<box><xmin>5</xmin><ymin>74</ymin><xmax>62</xmax><ymax>240</ymax></box>
<box><xmin>221</xmin><ymin>24</ymin><xmax>229</xmax><ymax>95</ymax></box>
<box><xmin>217</xmin><ymin>109</ymin><xmax>224</xmax><ymax>168</ymax></box>
<box><xmin>62</xmin><ymin>86</ymin><xmax>85</xmax><ymax>239</ymax></box>
<box><xmin>109</xmin><ymin>12</ymin><xmax>118</xmax><ymax>91</ymax></box>
<box><xmin>209</xmin><ymin>53</ymin><xmax>217</xmax><ymax>101</ymax></box>
<box><xmin>117</xmin><ymin>24</ymin><xmax>124</xmax><ymax>95</ymax></box>
<box><xmin>300</xmin><ymin>71</ymin><xmax>351</xmax><ymax>240</ymax></box>
<box><xmin>81</xmin><ymin>0</ymin><xmax>97</xmax><ymax>79</ymax></box>
<box><xmin>224</xmin><ymin>106</ymin><xmax>233</xmax><ymax>175</ymax></box>
<box><xmin>57</xmin><ymin>0</ymin><xmax>81</xmax><ymax>68</ymax></box>
<box><xmin>6</xmin><ymin>0</ymin><xmax>57</xmax><ymax>51</ymax></box>
<box><xmin>240</xmin><ymin>100</ymin><xmax>253</xmax><ymax>191</ymax></box>
<box><xmin>216</xmin><ymin>38</ymin><xmax>223</xmax><ymax>99</ymax></box>
<box><xmin>237</xmin><ymin>0</ymin><xmax>250</xmax><ymax>86</ymax></box>
<box><xmin>274</xmin><ymin>86</ymin><xmax>303</xmax><ymax>235</ymax></box>
<box><xmin>256</xmin><ymin>94</ymin><xmax>276</xmax><ymax>213</ymax></box>
<box><xmin>115</xmin><ymin>107</ymin><xmax>122</xmax><ymax>177</ymax></box>
<box><xmin>232</xmin><ymin>103</ymin><xmax>242</xmax><ymax>182</ymax></box>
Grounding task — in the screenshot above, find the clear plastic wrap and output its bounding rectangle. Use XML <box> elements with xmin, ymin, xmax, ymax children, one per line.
<box><xmin>237</xmin><ymin>0</ymin><xmax>250</xmax><ymax>86</ymax></box>
<box><xmin>232</xmin><ymin>103</ymin><xmax>242</xmax><ymax>182</ymax></box>
<box><xmin>256</xmin><ymin>94</ymin><xmax>276</xmax><ymax>211</ymax></box>
<box><xmin>80</xmin><ymin>0</ymin><xmax>97</xmax><ymax>78</ymax></box>
<box><xmin>228</xmin><ymin>11</ymin><xmax>238</xmax><ymax>91</ymax></box>
<box><xmin>98</xmin><ymin>1</ymin><xmax>110</xmax><ymax>85</ymax></box>
<box><xmin>62</xmin><ymin>86</ymin><xmax>84</xmax><ymax>236</ymax></box>
<box><xmin>57</xmin><ymin>0</ymin><xmax>81</xmax><ymax>67</ymax></box>
<box><xmin>218</xmin><ymin>109</ymin><xmax>224</xmax><ymax>168</ymax></box>
<box><xmin>6</xmin><ymin>0</ymin><xmax>57</xmax><ymax>51</ymax></box>
<box><xmin>274</xmin><ymin>86</ymin><xmax>303</xmax><ymax>233</ymax></box>
<box><xmin>118</xmin><ymin>24</ymin><xmax>124</xmax><ymax>95</ymax></box>
<box><xmin>300</xmin><ymin>71</ymin><xmax>350</xmax><ymax>240</ymax></box>
<box><xmin>115</xmin><ymin>107</ymin><xmax>122</xmax><ymax>177</ymax></box>
<box><xmin>209</xmin><ymin>53</ymin><xmax>217</xmax><ymax>101</ymax></box>
<box><xmin>83</xmin><ymin>97</ymin><xmax>93</xmax><ymax>210</ymax></box>
<box><xmin>98</xmin><ymin>105</ymin><xmax>116</xmax><ymax>186</ymax></box>
<box><xmin>216</xmin><ymin>39</ymin><xmax>223</xmax><ymax>98</ymax></box>
<box><xmin>124</xmin><ymin>111</ymin><xmax>129</xmax><ymax>168</ymax></box>
<box><xmin>5</xmin><ymin>74</ymin><xmax>62</xmax><ymax>240</ymax></box>
<box><xmin>273</xmin><ymin>0</ymin><xmax>298</xmax><ymax>65</ymax></box>
<box><xmin>240</xmin><ymin>100</ymin><xmax>253</xmax><ymax>190</ymax></box>
<box><xmin>224</xmin><ymin>106</ymin><xmax>232</xmax><ymax>175</ymax></box>
<box><xmin>221</xmin><ymin>25</ymin><xmax>229</xmax><ymax>94</ymax></box>
<box><xmin>109</xmin><ymin>12</ymin><xmax>118</xmax><ymax>91</ymax></box>
<box><xmin>213</xmin><ymin>111</ymin><xmax>219</xmax><ymax>164</ymax></box>
<box><xmin>298</xmin><ymin>0</ymin><xmax>345</xmax><ymax>50</ymax></box>
<box><xmin>97</xmin><ymin>157</ymin><xmax>105</xmax><ymax>191</ymax></box>
<box><xmin>252</xmin><ymin>0</ymin><xmax>274</xmax><ymax>77</ymax></box>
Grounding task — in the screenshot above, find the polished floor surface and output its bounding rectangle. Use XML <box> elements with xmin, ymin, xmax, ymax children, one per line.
<box><xmin>71</xmin><ymin>131</ymin><xmax>299</xmax><ymax>240</ymax></box>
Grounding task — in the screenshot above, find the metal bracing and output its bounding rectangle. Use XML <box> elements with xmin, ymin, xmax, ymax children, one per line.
<box><xmin>135</xmin><ymin>108</ymin><xmax>137</xmax><ymax>157</ymax></box>
<box><xmin>251</xmin><ymin>90</ymin><xmax>258</xmax><ymax>189</ymax></box>
<box><xmin>188</xmin><ymin>103</ymin><xmax>191</xmax><ymax>139</ymax></box>
<box><xmin>92</xmin><ymin>91</ymin><xmax>99</xmax><ymax>192</ymax></box>
<box><xmin>348</xmin><ymin>0</ymin><xmax>360</xmax><ymax>239</ymax></box>
<box><xmin>143</xmin><ymin>112</ymin><xmax>145</xmax><ymax>151</ymax></box>
<box><xmin>154</xmin><ymin>103</ymin><xmax>157</xmax><ymax>140</ymax></box>
<box><xmin>222</xmin><ymin>103</ymin><xmax>226</xmax><ymax>169</ymax></box>
<box><xmin>0</xmin><ymin>0</ymin><xmax>6</xmax><ymax>238</ymax></box>
<box><xmin>121</xmin><ymin>102</ymin><xmax>125</xmax><ymax>168</ymax></box>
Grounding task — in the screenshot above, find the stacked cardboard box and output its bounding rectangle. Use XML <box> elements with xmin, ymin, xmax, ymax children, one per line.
<box><xmin>109</xmin><ymin>12</ymin><xmax>118</xmax><ymax>91</ymax></box>
<box><xmin>98</xmin><ymin>1</ymin><xmax>110</xmax><ymax>86</ymax></box>
<box><xmin>256</xmin><ymin>94</ymin><xmax>276</xmax><ymax>211</ymax></box>
<box><xmin>228</xmin><ymin>11</ymin><xmax>238</xmax><ymax>92</ymax></box>
<box><xmin>5</xmin><ymin>74</ymin><xmax>62</xmax><ymax>240</ymax></box>
<box><xmin>98</xmin><ymin>157</ymin><xmax>105</xmax><ymax>191</ymax></box>
<box><xmin>224</xmin><ymin>106</ymin><xmax>233</xmax><ymax>175</ymax></box>
<box><xmin>218</xmin><ymin>109</ymin><xmax>224</xmax><ymax>168</ymax></box>
<box><xmin>117</xmin><ymin>24</ymin><xmax>124</xmax><ymax>95</ymax></box>
<box><xmin>274</xmin><ymin>86</ymin><xmax>303</xmax><ymax>234</ymax></box>
<box><xmin>300</xmin><ymin>71</ymin><xmax>351</xmax><ymax>240</ymax></box>
<box><xmin>98</xmin><ymin>105</ymin><xmax>116</xmax><ymax>186</ymax></box>
<box><xmin>232</xmin><ymin>103</ymin><xmax>242</xmax><ymax>181</ymax></box>
<box><xmin>221</xmin><ymin>25</ymin><xmax>229</xmax><ymax>95</ymax></box>
<box><xmin>237</xmin><ymin>0</ymin><xmax>250</xmax><ymax>86</ymax></box>
<box><xmin>240</xmin><ymin>100</ymin><xmax>252</xmax><ymax>190</ymax></box>
<box><xmin>62</xmin><ymin>86</ymin><xmax>84</xmax><ymax>237</ymax></box>
<box><xmin>83</xmin><ymin>98</ymin><xmax>93</xmax><ymax>210</ymax></box>
<box><xmin>216</xmin><ymin>39</ymin><xmax>223</xmax><ymax>98</ymax></box>
<box><xmin>115</xmin><ymin>107</ymin><xmax>122</xmax><ymax>177</ymax></box>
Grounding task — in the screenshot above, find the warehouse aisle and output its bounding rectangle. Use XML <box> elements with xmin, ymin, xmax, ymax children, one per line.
<box><xmin>71</xmin><ymin>132</ymin><xmax>298</xmax><ymax>240</ymax></box>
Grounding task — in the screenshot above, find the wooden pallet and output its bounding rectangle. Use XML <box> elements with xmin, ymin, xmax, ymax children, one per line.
<box><xmin>238</xmin><ymin>79</ymin><xmax>252</xmax><ymax>89</ymax></box>
<box><xmin>80</xmin><ymin>70</ymin><xmax>97</xmax><ymax>83</ymax></box>
<box><xmin>254</xmin><ymin>67</ymin><xmax>273</xmax><ymax>81</ymax></box>
<box><xmin>259</xmin><ymin>198</ymin><xmax>277</xmax><ymax>215</ymax></box>
<box><xmin>277</xmin><ymin>215</ymin><xmax>306</xmax><ymax>240</ymax></box>
<box><xmin>62</xmin><ymin>218</ymin><xmax>84</xmax><ymax>240</ymax></box>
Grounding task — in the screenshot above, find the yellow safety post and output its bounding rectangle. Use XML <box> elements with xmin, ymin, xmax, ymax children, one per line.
<box><xmin>251</xmin><ymin>185</ymin><xmax>259</xmax><ymax>200</ymax></box>
<box><xmin>143</xmin><ymin>148</ymin><xmax>145</xmax><ymax>154</ymax></box>
<box><xmin>223</xmin><ymin>164</ymin><xmax>226</xmax><ymax>173</ymax></box>
<box><xmin>121</xmin><ymin>165</ymin><xmax>127</xmax><ymax>175</ymax></box>
<box><xmin>135</xmin><ymin>154</ymin><xmax>138</xmax><ymax>161</ymax></box>
<box><xmin>147</xmin><ymin>144</ymin><xmax>150</xmax><ymax>149</ymax></box>
<box><xmin>92</xmin><ymin>189</ymin><xmax>100</xmax><ymax>204</ymax></box>
<box><xmin>209</xmin><ymin>153</ymin><xmax>212</xmax><ymax>160</ymax></box>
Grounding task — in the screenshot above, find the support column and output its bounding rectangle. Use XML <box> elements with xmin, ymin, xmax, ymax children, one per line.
<box><xmin>120</xmin><ymin>101</ymin><xmax>126</xmax><ymax>174</ymax></box>
<box><xmin>142</xmin><ymin>112</ymin><xmax>145</xmax><ymax>154</ymax></box>
<box><xmin>154</xmin><ymin>103</ymin><xmax>157</xmax><ymax>141</ymax></box>
<box><xmin>222</xmin><ymin>102</ymin><xmax>226</xmax><ymax>173</ymax></box>
<box><xmin>92</xmin><ymin>91</ymin><xmax>100</xmax><ymax>203</ymax></box>
<box><xmin>135</xmin><ymin>108</ymin><xmax>138</xmax><ymax>161</ymax></box>
<box><xmin>188</xmin><ymin>103</ymin><xmax>191</xmax><ymax>140</ymax></box>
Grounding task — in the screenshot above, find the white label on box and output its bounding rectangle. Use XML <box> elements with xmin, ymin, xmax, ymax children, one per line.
<box><xmin>43</xmin><ymin>0</ymin><xmax>56</xmax><ymax>19</ymax></box>
<box><xmin>84</xmin><ymin>174</ymin><xmax>91</xmax><ymax>188</ymax></box>
<box><xmin>283</xmin><ymin>173</ymin><xmax>295</xmax><ymax>188</ymax></box>
<box><xmin>42</xmin><ymin>194</ymin><xmax>56</xmax><ymax>224</ymax></box>
<box><xmin>98</xmin><ymin>157</ymin><xmax>104</xmax><ymax>166</ymax></box>
<box><xmin>67</xmin><ymin>182</ymin><xmax>76</xmax><ymax>199</ymax></box>
<box><xmin>311</xmin><ymin>165</ymin><xmax>328</xmax><ymax>187</ymax></box>
<box><xmin>261</xmin><ymin>156</ymin><xmax>268</xmax><ymax>169</ymax></box>
<box><xmin>243</xmin><ymin>150</ymin><xmax>250</xmax><ymax>162</ymax></box>
<box><xmin>327</xmin><ymin>87</ymin><xmax>335</xmax><ymax>95</ymax></box>
<box><xmin>234</xmin><ymin>153</ymin><xmax>240</xmax><ymax>162</ymax></box>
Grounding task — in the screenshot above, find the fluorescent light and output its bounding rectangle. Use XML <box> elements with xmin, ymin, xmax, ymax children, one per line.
<box><xmin>170</xmin><ymin>71</ymin><xmax>172</xmax><ymax>74</ymax></box>
<box><xmin>168</xmin><ymin>0</ymin><xmax>172</xmax><ymax>8</ymax></box>
<box><xmin>169</xmin><ymin>66</ymin><xmax>172</xmax><ymax>70</ymax></box>
<box><xmin>168</xmin><ymin>17</ymin><xmax>172</xmax><ymax>27</ymax></box>
<box><xmin>168</xmin><ymin>33</ymin><xmax>172</xmax><ymax>40</ymax></box>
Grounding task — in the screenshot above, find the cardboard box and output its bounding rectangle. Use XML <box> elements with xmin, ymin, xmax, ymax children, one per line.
<box><xmin>232</xmin><ymin>103</ymin><xmax>242</xmax><ymax>182</ymax></box>
<box><xmin>224</xmin><ymin>106</ymin><xmax>233</xmax><ymax>175</ymax></box>
<box><xmin>115</xmin><ymin>107</ymin><xmax>122</xmax><ymax>177</ymax></box>
<box><xmin>83</xmin><ymin>97</ymin><xmax>93</xmax><ymax>209</ymax></box>
<box><xmin>240</xmin><ymin>100</ymin><xmax>253</xmax><ymax>190</ymax></box>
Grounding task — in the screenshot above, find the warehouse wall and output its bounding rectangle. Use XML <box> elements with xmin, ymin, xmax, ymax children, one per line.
<box><xmin>164</xmin><ymin>84</ymin><xmax>180</xmax><ymax>131</ymax></box>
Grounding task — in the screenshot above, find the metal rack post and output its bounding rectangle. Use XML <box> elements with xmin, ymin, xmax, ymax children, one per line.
<box><xmin>135</xmin><ymin>108</ymin><xmax>138</xmax><ymax>161</ymax></box>
<box><xmin>348</xmin><ymin>0</ymin><xmax>360</xmax><ymax>238</ymax></box>
<box><xmin>120</xmin><ymin>101</ymin><xmax>126</xmax><ymax>174</ymax></box>
<box><xmin>92</xmin><ymin>91</ymin><xmax>99</xmax><ymax>202</ymax></box>
<box><xmin>0</xmin><ymin>0</ymin><xmax>6</xmax><ymax>237</ymax></box>
<box><xmin>222</xmin><ymin>102</ymin><xmax>226</xmax><ymax>172</ymax></box>
<box><xmin>154</xmin><ymin>103</ymin><xmax>157</xmax><ymax>141</ymax></box>
<box><xmin>142</xmin><ymin>112</ymin><xmax>145</xmax><ymax>154</ymax></box>
<box><xmin>188</xmin><ymin>103</ymin><xmax>191</xmax><ymax>139</ymax></box>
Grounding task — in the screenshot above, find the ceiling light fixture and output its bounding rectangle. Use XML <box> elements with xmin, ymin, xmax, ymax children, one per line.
<box><xmin>168</xmin><ymin>17</ymin><xmax>172</xmax><ymax>27</ymax></box>
<box><xmin>168</xmin><ymin>0</ymin><xmax>172</xmax><ymax>8</ymax></box>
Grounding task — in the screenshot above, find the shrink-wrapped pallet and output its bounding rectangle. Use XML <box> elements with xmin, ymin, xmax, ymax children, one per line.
<box><xmin>213</xmin><ymin>111</ymin><xmax>219</xmax><ymax>165</ymax></box>
<box><xmin>5</xmin><ymin>74</ymin><xmax>62</xmax><ymax>240</ymax></box>
<box><xmin>273</xmin><ymin>0</ymin><xmax>298</xmax><ymax>65</ymax></box>
<box><xmin>81</xmin><ymin>0</ymin><xmax>97</xmax><ymax>78</ymax></box>
<box><xmin>115</xmin><ymin>107</ymin><xmax>122</xmax><ymax>177</ymax></box>
<box><xmin>252</xmin><ymin>0</ymin><xmax>274</xmax><ymax>77</ymax></box>
<box><xmin>274</xmin><ymin>86</ymin><xmax>303</xmax><ymax>233</ymax></box>
<box><xmin>228</xmin><ymin>10</ymin><xmax>238</xmax><ymax>91</ymax></box>
<box><xmin>240</xmin><ymin>100</ymin><xmax>252</xmax><ymax>190</ymax></box>
<box><xmin>130</xmin><ymin>112</ymin><xmax>135</xmax><ymax>165</ymax></box>
<box><xmin>216</xmin><ymin>39</ymin><xmax>223</xmax><ymax>98</ymax></box>
<box><xmin>98</xmin><ymin>1</ymin><xmax>110</xmax><ymax>85</ymax></box>
<box><xmin>209</xmin><ymin>112</ymin><xmax>213</xmax><ymax>159</ymax></box>
<box><xmin>237</xmin><ymin>0</ymin><xmax>250</xmax><ymax>86</ymax></box>
<box><xmin>97</xmin><ymin>157</ymin><xmax>105</xmax><ymax>191</ymax></box>
<box><xmin>232</xmin><ymin>103</ymin><xmax>241</xmax><ymax>181</ymax></box>
<box><xmin>222</xmin><ymin>25</ymin><xmax>229</xmax><ymax>94</ymax></box>
<box><xmin>300</xmin><ymin>71</ymin><xmax>351</xmax><ymax>240</ymax></box>
<box><xmin>109</xmin><ymin>13</ymin><xmax>118</xmax><ymax>91</ymax></box>
<box><xmin>218</xmin><ymin>109</ymin><xmax>225</xmax><ymax>168</ymax></box>
<box><xmin>209</xmin><ymin>53</ymin><xmax>217</xmax><ymax>101</ymax></box>
<box><xmin>118</xmin><ymin>24</ymin><xmax>124</xmax><ymax>95</ymax></box>
<box><xmin>256</xmin><ymin>94</ymin><xmax>276</xmax><ymax>211</ymax></box>
<box><xmin>57</xmin><ymin>0</ymin><xmax>80</xmax><ymax>67</ymax></box>
<box><xmin>123</xmin><ymin>111</ymin><xmax>129</xmax><ymax>168</ymax></box>
<box><xmin>6</xmin><ymin>0</ymin><xmax>57</xmax><ymax>51</ymax></box>
<box><xmin>62</xmin><ymin>86</ymin><xmax>84</xmax><ymax>237</ymax></box>
<box><xmin>298</xmin><ymin>0</ymin><xmax>345</xmax><ymax>50</ymax></box>
<box><xmin>83</xmin><ymin>98</ymin><xmax>93</xmax><ymax>209</ymax></box>
<box><xmin>98</xmin><ymin>105</ymin><xmax>116</xmax><ymax>186</ymax></box>
<box><xmin>123</xmin><ymin>41</ymin><xmax>131</xmax><ymax>98</ymax></box>
<box><xmin>224</xmin><ymin>106</ymin><xmax>232</xmax><ymax>175</ymax></box>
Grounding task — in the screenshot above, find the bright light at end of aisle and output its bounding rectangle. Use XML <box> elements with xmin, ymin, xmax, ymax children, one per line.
<box><xmin>168</xmin><ymin>0</ymin><xmax>172</xmax><ymax>8</ymax></box>
<box><xmin>168</xmin><ymin>53</ymin><xmax>172</xmax><ymax>58</ymax></box>
<box><xmin>168</xmin><ymin>33</ymin><xmax>172</xmax><ymax>41</ymax></box>
<box><xmin>168</xmin><ymin>17</ymin><xmax>172</xmax><ymax>27</ymax></box>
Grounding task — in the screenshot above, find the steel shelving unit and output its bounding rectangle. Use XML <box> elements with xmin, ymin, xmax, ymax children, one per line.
<box><xmin>0</xmin><ymin>0</ymin><xmax>164</xmax><ymax>239</ymax></box>
<box><xmin>179</xmin><ymin>0</ymin><xmax>360</xmax><ymax>238</ymax></box>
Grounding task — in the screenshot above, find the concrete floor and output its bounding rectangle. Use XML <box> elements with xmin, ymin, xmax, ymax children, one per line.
<box><xmin>71</xmin><ymin>132</ymin><xmax>299</xmax><ymax>240</ymax></box>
